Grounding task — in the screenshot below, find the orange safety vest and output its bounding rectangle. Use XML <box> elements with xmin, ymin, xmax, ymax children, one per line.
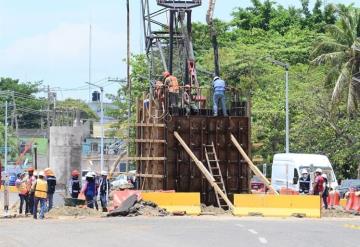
<box><xmin>34</xmin><ymin>179</ymin><xmax>48</xmax><ymax>199</ymax></box>
<box><xmin>18</xmin><ymin>181</ymin><xmax>28</xmax><ymax>195</ymax></box>
<box><xmin>166</xmin><ymin>76</ymin><xmax>179</xmax><ymax>93</ymax></box>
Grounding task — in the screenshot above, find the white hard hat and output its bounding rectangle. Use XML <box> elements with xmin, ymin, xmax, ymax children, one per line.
<box><xmin>321</xmin><ymin>174</ymin><xmax>327</xmax><ymax>179</ymax></box>
<box><xmin>101</xmin><ymin>171</ymin><xmax>108</xmax><ymax>176</ymax></box>
<box><xmin>315</xmin><ymin>168</ymin><xmax>322</xmax><ymax>173</ymax></box>
<box><xmin>91</xmin><ymin>171</ymin><xmax>97</xmax><ymax>177</ymax></box>
<box><xmin>38</xmin><ymin>171</ymin><xmax>45</xmax><ymax>177</ymax></box>
<box><xmin>85</xmin><ymin>172</ymin><xmax>93</xmax><ymax>178</ymax></box>
<box><xmin>33</xmin><ymin>170</ymin><xmax>39</xmax><ymax>176</ymax></box>
<box><xmin>301</xmin><ymin>169</ymin><xmax>308</xmax><ymax>174</ymax></box>
<box><xmin>213</xmin><ymin>76</ymin><xmax>220</xmax><ymax>82</ymax></box>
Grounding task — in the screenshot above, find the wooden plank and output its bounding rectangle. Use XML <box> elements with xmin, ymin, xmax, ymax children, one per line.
<box><xmin>132</xmin><ymin>123</ymin><xmax>165</xmax><ymax>127</ymax></box>
<box><xmin>136</xmin><ymin>174</ymin><xmax>164</xmax><ymax>178</ymax></box>
<box><xmin>126</xmin><ymin>157</ymin><xmax>166</xmax><ymax>161</ymax></box>
<box><xmin>174</xmin><ymin>131</ymin><xmax>235</xmax><ymax>211</ymax></box>
<box><xmin>230</xmin><ymin>134</ymin><xmax>279</xmax><ymax>195</ymax></box>
<box><xmin>127</xmin><ymin>139</ymin><xmax>166</xmax><ymax>143</ymax></box>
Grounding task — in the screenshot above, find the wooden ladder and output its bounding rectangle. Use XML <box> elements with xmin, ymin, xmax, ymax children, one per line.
<box><xmin>204</xmin><ymin>142</ymin><xmax>228</xmax><ymax>209</ymax></box>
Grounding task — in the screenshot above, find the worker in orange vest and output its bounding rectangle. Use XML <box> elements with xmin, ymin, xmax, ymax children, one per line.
<box><xmin>31</xmin><ymin>171</ymin><xmax>48</xmax><ymax>219</ymax></box>
<box><xmin>25</xmin><ymin>167</ymin><xmax>36</xmax><ymax>215</ymax></box>
<box><xmin>163</xmin><ymin>71</ymin><xmax>179</xmax><ymax>115</ymax></box>
<box><xmin>15</xmin><ymin>173</ymin><xmax>29</xmax><ymax>214</ymax></box>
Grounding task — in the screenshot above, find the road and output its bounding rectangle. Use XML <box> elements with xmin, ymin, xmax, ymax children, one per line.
<box><xmin>0</xmin><ymin>216</ymin><xmax>359</xmax><ymax>247</ymax></box>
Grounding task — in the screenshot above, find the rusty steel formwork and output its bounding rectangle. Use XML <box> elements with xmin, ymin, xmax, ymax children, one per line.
<box><xmin>166</xmin><ymin>116</ymin><xmax>250</xmax><ymax>204</ymax></box>
<box><xmin>135</xmin><ymin>97</ymin><xmax>251</xmax><ymax>205</ymax></box>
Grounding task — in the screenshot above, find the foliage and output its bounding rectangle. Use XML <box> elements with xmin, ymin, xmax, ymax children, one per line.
<box><xmin>57</xmin><ymin>98</ymin><xmax>98</xmax><ymax>120</ymax></box>
<box><xmin>311</xmin><ymin>6</ymin><xmax>360</xmax><ymax>114</ymax></box>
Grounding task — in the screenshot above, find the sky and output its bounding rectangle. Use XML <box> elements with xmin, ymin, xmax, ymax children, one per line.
<box><xmin>0</xmin><ymin>0</ymin><xmax>359</xmax><ymax>101</ymax></box>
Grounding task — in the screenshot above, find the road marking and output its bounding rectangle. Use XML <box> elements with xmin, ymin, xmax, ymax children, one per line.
<box><xmin>248</xmin><ymin>229</ymin><xmax>258</xmax><ymax>234</ymax></box>
<box><xmin>344</xmin><ymin>224</ymin><xmax>360</xmax><ymax>230</ymax></box>
<box><xmin>259</xmin><ymin>237</ymin><xmax>268</xmax><ymax>244</ymax></box>
<box><xmin>235</xmin><ymin>224</ymin><xmax>244</xmax><ymax>228</ymax></box>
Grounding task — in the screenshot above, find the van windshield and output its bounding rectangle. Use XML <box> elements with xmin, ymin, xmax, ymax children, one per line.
<box><xmin>299</xmin><ymin>166</ymin><xmax>335</xmax><ymax>182</ymax></box>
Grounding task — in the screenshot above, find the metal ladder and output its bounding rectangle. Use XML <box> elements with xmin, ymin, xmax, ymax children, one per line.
<box><xmin>204</xmin><ymin>142</ymin><xmax>227</xmax><ymax>209</ymax></box>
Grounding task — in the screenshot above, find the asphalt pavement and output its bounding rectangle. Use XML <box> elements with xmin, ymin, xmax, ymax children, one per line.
<box><xmin>0</xmin><ymin>216</ymin><xmax>359</xmax><ymax>247</ymax></box>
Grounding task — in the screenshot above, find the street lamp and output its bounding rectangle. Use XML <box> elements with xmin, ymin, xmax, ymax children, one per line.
<box><xmin>266</xmin><ymin>57</ymin><xmax>290</xmax><ymax>153</ymax></box>
<box><xmin>85</xmin><ymin>82</ymin><xmax>104</xmax><ymax>172</ymax></box>
<box><xmin>33</xmin><ymin>143</ymin><xmax>38</xmax><ymax>170</ymax></box>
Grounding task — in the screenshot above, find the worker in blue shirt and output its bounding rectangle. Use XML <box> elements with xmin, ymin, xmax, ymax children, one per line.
<box><xmin>212</xmin><ymin>76</ymin><xmax>228</xmax><ymax>116</ymax></box>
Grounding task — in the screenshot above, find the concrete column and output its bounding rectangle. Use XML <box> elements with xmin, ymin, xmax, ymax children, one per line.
<box><xmin>49</xmin><ymin>126</ymin><xmax>84</xmax><ymax>187</ymax></box>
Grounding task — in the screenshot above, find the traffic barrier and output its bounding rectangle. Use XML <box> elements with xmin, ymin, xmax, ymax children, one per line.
<box><xmin>345</xmin><ymin>191</ymin><xmax>355</xmax><ymax>211</ymax></box>
<box><xmin>352</xmin><ymin>192</ymin><xmax>360</xmax><ymax>212</ymax></box>
<box><xmin>328</xmin><ymin>191</ymin><xmax>340</xmax><ymax>208</ymax></box>
<box><xmin>233</xmin><ymin>194</ymin><xmax>321</xmax><ymax>218</ymax></box>
<box><xmin>141</xmin><ymin>192</ymin><xmax>201</xmax><ymax>215</ymax></box>
<box><xmin>279</xmin><ymin>187</ymin><xmax>299</xmax><ymax>195</ymax></box>
<box><xmin>0</xmin><ymin>186</ymin><xmax>18</xmax><ymax>193</ymax></box>
<box><xmin>340</xmin><ymin>198</ymin><xmax>347</xmax><ymax>208</ymax></box>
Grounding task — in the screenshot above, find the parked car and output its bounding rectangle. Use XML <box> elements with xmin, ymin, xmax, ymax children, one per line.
<box><xmin>336</xmin><ymin>179</ymin><xmax>360</xmax><ymax>198</ymax></box>
<box><xmin>250</xmin><ymin>176</ymin><xmax>265</xmax><ymax>191</ymax></box>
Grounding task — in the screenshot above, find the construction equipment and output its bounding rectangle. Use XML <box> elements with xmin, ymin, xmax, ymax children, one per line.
<box><xmin>174</xmin><ymin>131</ymin><xmax>234</xmax><ymax>210</ymax></box>
<box><xmin>204</xmin><ymin>142</ymin><xmax>227</xmax><ymax>209</ymax></box>
<box><xmin>230</xmin><ymin>134</ymin><xmax>279</xmax><ymax>195</ymax></box>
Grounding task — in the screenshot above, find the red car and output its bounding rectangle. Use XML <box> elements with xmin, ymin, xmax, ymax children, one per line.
<box><xmin>251</xmin><ymin>176</ymin><xmax>265</xmax><ymax>191</ymax></box>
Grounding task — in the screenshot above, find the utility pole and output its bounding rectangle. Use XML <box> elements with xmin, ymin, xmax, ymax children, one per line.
<box><xmin>11</xmin><ymin>92</ymin><xmax>18</xmax><ymax>134</ymax></box>
<box><xmin>4</xmin><ymin>101</ymin><xmax>8</xmax><ymax>172</ymax></box>
<box><xmin>266</xmin><ymin>57</ymin><xmax>290</xmax><ymax>153</ymax></box>
<box><xmin>127</xmin><ymin>0</ymin><xmax>131</xmax><ymax>171</ymax></box>
<box><xmin>89</xmin><ymin>24</ymin><xmax>92</xmax><ymax>103</ymax></box>
<box><xmin>47</xmin><ymin>85</ymin><xmax>50</xmax><ymax>128</ymax></box>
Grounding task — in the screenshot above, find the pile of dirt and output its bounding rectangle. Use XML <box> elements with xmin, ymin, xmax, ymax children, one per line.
<box><xmin>127</xmin><ymin>200</ymin><xmax>169</xmax><ymax>217</ymax></box>
<box><xmin>322</xmin><ymin>207</ymin><xmax>356</xmax><ymax>218</ymax></box>
<box><xmin>47</xmin><ymin>206</ymin><xmax>103</xmax><ymax>218</ymax></box>
<box><xmin>200</xmin><ymin>204</ymin><xmax>230</xmax><ymax>215</ymax></box>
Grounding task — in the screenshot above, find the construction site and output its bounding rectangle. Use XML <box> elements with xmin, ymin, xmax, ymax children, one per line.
<box><xmin>1</xmin><ymin>1</ymin><xmax>360</xmax><ymax>246</ymax></box>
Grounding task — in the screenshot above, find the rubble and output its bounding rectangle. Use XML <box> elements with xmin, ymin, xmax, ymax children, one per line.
<box><xmin>200</xmin><ymin>204</ymin><xmax>230</xmax><ymax>215</ymax></box>
<box><xmin>47</xmin><ymin>206</ymin><xmax>103</xmax><ymax>218</ymax></box>
<box><xmin>108</xmin><ymin>199</ymin><xmax>169</xmax><ymax>217</ymax></box>
<box><xmin>321</xmin><ymin>207</ymin><xmax>356</xmax><ymax>218</ymax></box>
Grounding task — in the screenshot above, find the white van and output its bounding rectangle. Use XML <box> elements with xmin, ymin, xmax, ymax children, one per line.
<box><xmin>271</xmin><ymin>153</ymin><xmax>338</xmax><ymax>192</ymax></box>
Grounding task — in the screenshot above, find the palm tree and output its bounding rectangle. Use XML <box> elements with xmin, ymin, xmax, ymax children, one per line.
<box><xmin>311</xmin><ymin>5</ymin><xmax>360</xmax><ymax>114</ymax></box>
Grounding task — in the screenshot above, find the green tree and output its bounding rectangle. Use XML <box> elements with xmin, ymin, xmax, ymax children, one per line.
<box><xmin>311</xmin><ymin>6</ymin><xmax>360</xmax><ymax>114</ymax></box>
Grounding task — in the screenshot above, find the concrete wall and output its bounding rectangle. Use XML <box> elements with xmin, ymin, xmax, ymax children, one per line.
<box><xmin>49</xmin><ymin>127</ymin><xmax>84</xmax><ymax>186</ymax></box>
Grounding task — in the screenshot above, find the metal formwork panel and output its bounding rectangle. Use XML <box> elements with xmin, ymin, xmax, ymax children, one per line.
<box><xmin>166</xmin><ymin>116</ymin><xmax>250</xmax><ymax>205</ymax></box>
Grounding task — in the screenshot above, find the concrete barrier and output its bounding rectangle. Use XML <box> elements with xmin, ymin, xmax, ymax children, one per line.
<box><xmin>141</xmin><ymin>192</ymin><xmax>201</xmax><ymax>215</ymax></box>
<box><xmin>233</xmin><ymin>194</ymin><xmax>321</xmax><ymax>218</ymax></box>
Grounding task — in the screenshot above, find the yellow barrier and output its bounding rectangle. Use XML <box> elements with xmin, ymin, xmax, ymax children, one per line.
<box><xmin>141</xmin><ymin>192</ymin><xmax>201</xmax><ymax>215</ymax></box>
<box><xmin>0</xmin><ymin>186</ymin><xmax>18</xmax><ymax>193</ymax></box>
<box><xmin>233</xmin><ymin>194</ymin><xmax>321</xmax><ymax>218</ymax></box>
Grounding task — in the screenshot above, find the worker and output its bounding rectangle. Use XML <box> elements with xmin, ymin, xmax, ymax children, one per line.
<box><xmin>25</xmin><ymin>167</ymin><xmax>36</xmax><ymax>215</ymax></box>
<box><xmin>99</xmin><ymin>171</ymin><xmax>110</xmax><ymax>212</ymax></box>
<box><xmin>299</xmin><ymin>169</ymin><xmax>310</xmax><ymax>194</ymax></box>
<box><xmin>32</xmin><ymin>171</ymin><xmax>48</xmax><ymax>219</ymax></box>
<box><xmin>182</xmin><ymin>84</ymin><xmax>198</xmax><ymax>116</ymax></box>
<box><xmin>93</xmin><ymin>172</ymin><xmax>100</xmax><ymax>211</ymax></box>
<box><xmin>155</xmin><ymin>80</ymin><xmax>165</xmax><ymax>112</ymax></box>
<box><xmin>68</xmin><ymin>169</ymin><xmax>81</xmax><ymax>199</ymax></box>
<box><xmin>163</xmin><ymin>71</ymin><xmax>179</xmax><ymax>115</ymax></box>
<box><xmin>44</xmin><ymin>168</ymin><xmax>56</xmax><ymax>211</ymax></box>
<box><xmin>15</xmin><ymin>173</ymin><xmax>29</xmax><ymax>215</ymax></box>
<box><xmin>212</xmin><ymin>76</ymin><xmax>228</xmax><ymax>116</ymax></box>
<box><xmin>312</xmin><ymin>168</ymin><xmax>324</xmax><ymax>196</ymax></box>
<box><xmin>81</xmin><ymin>172</ymin><xmax>96</xmax><ymax>209</ymax></box>
<box><xmin>322</xmin><ymin>173</ymin><xmax>329</xmax><ymax>209</ymax></box>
